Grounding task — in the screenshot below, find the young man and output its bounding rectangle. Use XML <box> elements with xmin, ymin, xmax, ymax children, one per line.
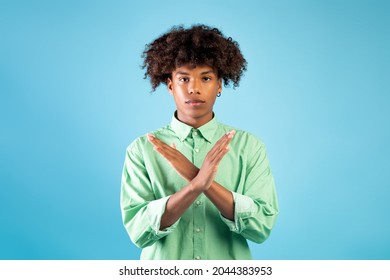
<box><xmin>121</xmin><ymin>25</ymin><xmax>278</xmax><ymax>260</ymax></box>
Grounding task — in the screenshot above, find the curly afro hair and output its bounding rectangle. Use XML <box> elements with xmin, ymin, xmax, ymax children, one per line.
<box><xmin>142</xmin><ymin>24</ymin><xmax>247</xmax><ymax>91</ymax></box>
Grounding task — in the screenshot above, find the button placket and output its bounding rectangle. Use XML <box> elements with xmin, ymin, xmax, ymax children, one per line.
<box><xmin>192</xmin><ymin>129</ymin><xmax>206</xmax><ymax>260</ymax></box>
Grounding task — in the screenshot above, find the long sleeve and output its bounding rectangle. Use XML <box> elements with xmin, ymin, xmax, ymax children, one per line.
<box><xmin>120</xmin><ymin>140</ymin><xmax>179</xmax><ymax>248</ymax></box>
<box><xmin>220</xmin><ymin>139</ymin><xmax>279</xmax><ymax>244</ymax></box>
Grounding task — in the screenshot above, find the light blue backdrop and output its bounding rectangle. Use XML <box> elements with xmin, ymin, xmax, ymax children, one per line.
<box><xmin>1</xmin><ymin>0</ymin><xmax>389</xmax><ymax>259</ymax></box>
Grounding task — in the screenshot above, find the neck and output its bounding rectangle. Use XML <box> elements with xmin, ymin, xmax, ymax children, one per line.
<box><xmin>175</xmin><ymin>111</ymin><xmax>214</xmax><ymax>128</ymax></box>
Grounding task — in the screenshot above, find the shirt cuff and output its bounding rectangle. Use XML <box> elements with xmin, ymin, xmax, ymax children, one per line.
<box><xmin>147</xmin><ymin>196</ymin><xmax>180</xmax><ymax>237</ymax></box>
<box><xmin>220</xmin><ymin>192</ymin><xmax>256</xmax><ymax>233</ymax></box>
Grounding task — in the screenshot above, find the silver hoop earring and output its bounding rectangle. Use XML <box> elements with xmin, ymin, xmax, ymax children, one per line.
<box><xmin>217</xmin><ymin>92</ymin><xmax>221</xmax><ymax>97</ymax></box>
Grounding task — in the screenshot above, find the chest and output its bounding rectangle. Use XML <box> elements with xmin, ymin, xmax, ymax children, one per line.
<box><xmin>145</xmin><ymin>136</ymin><xmax>248</xmax><ymax>198</ymax></box>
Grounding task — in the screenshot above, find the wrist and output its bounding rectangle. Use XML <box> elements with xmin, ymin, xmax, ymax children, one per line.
<box><xmin>189</xmin><ymin>178</ymin><xmax>204</xmax><ymax>193</ymax></box>
<box><xmin>185</xmin><ymin>167</ymin><xmax>199</xmax><ymax>182</ymax></box>
<box><xmin>190</xmin><ymin>176</ymin><xmax>211</xmax><ymax>192</ymax></box>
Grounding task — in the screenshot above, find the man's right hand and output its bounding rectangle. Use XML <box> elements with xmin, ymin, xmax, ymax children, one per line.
<box><xmin>190</xmin><ymin>130</ymin><xmax>235</xmax><ymax>192</ymax></box>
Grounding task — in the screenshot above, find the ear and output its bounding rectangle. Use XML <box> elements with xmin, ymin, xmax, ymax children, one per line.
<box><xmin>167</xmin><ymin>78</ymin><xmax>173</xmax><ymax>95</ymax></box>
<box><xmin>217</xmin><ymin>78</ymin><xmax>222</xmax><ymax>94</ymax></box>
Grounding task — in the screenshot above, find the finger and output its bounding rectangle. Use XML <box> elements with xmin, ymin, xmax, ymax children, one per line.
<box><xmin>153</xmin><ymin>145</ymin><xmax>167</xmax><ymax>157</ymax></box>
<box><xmin>215</xmin><ymin>130</ymin><xmax>235</xmax><ymax>147</ymax></box>
<box><xmin>209</xmin><ymin>144</ymin><xmax>231</xmax><ymax>165</ymax></box>
<box><xmin>148</xmin><ymin>134</ymin><xmax>172</xmax><ymax>150</ymax></box>
<box><xmin>156</xmin><ymin>144</ymin><xmax>178</xmax><ymax>159</ymax></box>
<box><xmin>156</xmin><ymin>144</ymin><xmax>177</xmax><ymax>156</ymax></box>
<box><xmin>205</xmin><ymin>142</ymin><xmax>231</xmax><ymax>167</ymax></box>
<box><xmin>210</xmin><ymin>131</ymin><xmax>235</xmax><ymax>158</ymax></box>
<box><xmin>148</xmin><ymin>134</ymin><xmax>164</xmax><ymax>145</ymax></box>
<box><xmin>147</xmin><ymin>134</ymin><xmax>159</xmax><ymax>146</ymax></box>
<box><xmin>224</xmin><ymin>130</ymin><xmax>235</xmax><ymax>142</ymax></box>
<box><xmin>148</xmin><ymin>135</ymin><xmax>171</xmax><ymax>156</ymax></box>
<box><xmin>150</xmin><ymin>139</ymin><xmax>181</xmax><ymax>163</ymax></box>
<box><xmin>208</xmin><ymin>130</ymin><xmax>235</xmax><ymax>157</ymax></box>
<box><xmin>147</xmin><ymin>133</ymin><xmax>154</xmax><ymax>140</ymax></box>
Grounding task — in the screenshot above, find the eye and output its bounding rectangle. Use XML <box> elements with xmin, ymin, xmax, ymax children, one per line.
<box><xmin>179</xmin><ymin>77</ymin><xmax>189</xmax><ymax>82</ymax></box>
<box><xmin>202</xmin><ymin>76</ymin><xmax>212</xmax><ymax>82</ymax></box>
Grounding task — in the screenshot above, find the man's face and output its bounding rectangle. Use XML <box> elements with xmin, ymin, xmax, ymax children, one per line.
<box><xmin>168</xmin><ymin>64</ymin><xmax>222</xmax><ymax>128</ymax></box>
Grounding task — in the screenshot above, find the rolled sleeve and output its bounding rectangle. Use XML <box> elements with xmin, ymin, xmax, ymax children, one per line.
<box><xmin>220</xmin><ymin>192</ymin><xmax>278</xmax><ymax>243</ymax></box>
<box><xmin>220</xmin><ymin>192</ymin><xmax>256</xmax><ymax>231</ymax></box>
<box><xmin>147</xmin><ymin>196</ymin><xmax>180</xmax><ymax>236</ymax></box>
<box><xmin>220</xmin><ymin>137</ymin><xmax>278</xmax><ymax>244</ymax></box>
<box><xmin>121</xmin><ymin>140</ymin><xmax>179</xmax><ymax>248</ymax></box>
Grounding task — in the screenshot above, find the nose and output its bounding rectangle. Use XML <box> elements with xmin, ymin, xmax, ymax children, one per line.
<box><xmin>188</xmin><ymin>79</ymin><xmax>200</xmax><ymax>95</ymax></box>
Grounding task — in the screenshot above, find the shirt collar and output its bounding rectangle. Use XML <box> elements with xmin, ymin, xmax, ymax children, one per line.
<box><xmin>170</xmin><ymin>112</ymin><xmax>218</xmax><ymax>143</ymax></box>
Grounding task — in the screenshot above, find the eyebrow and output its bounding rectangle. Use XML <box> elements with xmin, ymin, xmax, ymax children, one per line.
<box><xmin>175</xmin><ymin>71</ymin><xmax>190</xmax><ymax>76</ymax></box>
<box><xmin>200</xmin><ymin>70</ymin><xmax>215</xmax><ymax>75</ymax></box>
<box><xmin>175</xmin><ymin>70</ymin><xmax>215</xmax><ymax>76</ymax></box>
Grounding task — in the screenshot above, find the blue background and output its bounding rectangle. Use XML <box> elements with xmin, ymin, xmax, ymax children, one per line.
<box><xmin>1</xmin><ymin>0</ymin><xmax>389</xmax><ymax>259</ymax></box>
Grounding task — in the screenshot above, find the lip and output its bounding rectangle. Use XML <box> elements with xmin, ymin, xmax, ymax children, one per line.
<box><xmin>185</xmin><ymin>99</ymin><xmax>205</xmax><ymax>106</ymax></box>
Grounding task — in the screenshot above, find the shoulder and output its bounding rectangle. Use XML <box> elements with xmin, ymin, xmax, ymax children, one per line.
<box><xmin>217</xmin><ymin>123</ymin><xmax>271</xmax><ymax>167</ymax></box>
<box><xmin>126</xmin><ymin>124</ymin><xmax>172</xmax><ymax>154</ymax></box>
<box><xmin>217</xmin><ymin>122</ymin><xmax>265</xmax><ymax>149</ymax></box>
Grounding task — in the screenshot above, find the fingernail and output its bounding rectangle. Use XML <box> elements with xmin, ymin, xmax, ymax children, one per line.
<box><xmin>227</xmin><ymin>130</ymin><xmax>235</xmax><ymax>138</ymax></box>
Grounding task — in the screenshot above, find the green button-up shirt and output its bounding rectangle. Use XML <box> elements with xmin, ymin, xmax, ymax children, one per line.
<box><xmin>121</xmin><ymin>115</ymin><xmax>278</xmax><ymax>260</ymax></box>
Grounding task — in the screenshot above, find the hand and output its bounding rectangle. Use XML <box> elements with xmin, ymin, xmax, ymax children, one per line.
<box><xmin>191</xmin><ymin>130</ymin><xmax>235</xmax><ymax>191</ymax></box>
<box><xmin>147</xmin><ymin>134</ymin><xmax>199</xmax><ymax>181</ymax></box>
<box><xmin>149</xmin><ymin>130</ymin><xmax>236</xmax><ymax>228</ymax></box>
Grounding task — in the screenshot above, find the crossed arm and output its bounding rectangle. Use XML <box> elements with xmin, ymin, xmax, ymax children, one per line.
<box><xmin>147</xmin><ymin>130</ymin><xmax>236</xmax><ymax>229</ymax></box>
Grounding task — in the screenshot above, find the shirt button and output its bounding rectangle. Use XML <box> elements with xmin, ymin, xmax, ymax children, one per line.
<box><xmin>195</xmin><ymin>256</ymin><xmax>201</xmax><ymax>260</ymax></box>
<box><xmin>195</xmin><ymin>228</ymin><xmax>201</xmax><ymax>233</ymax></box>
<box><xmin>195</xmin><ymin>200</ymin><xmax>201</xmax><ymax>206</ymax></box>
<box><xmin>195</xmin><ymin>148</ymin><xmax>199</xmax><ymax>153</ymax></box>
